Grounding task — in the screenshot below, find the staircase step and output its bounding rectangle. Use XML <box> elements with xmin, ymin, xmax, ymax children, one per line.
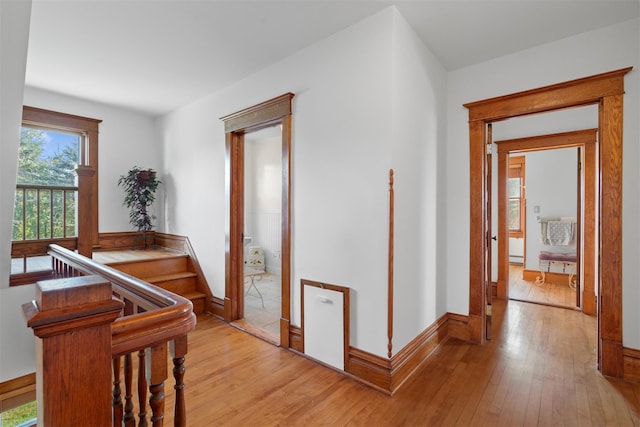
<box><xmin>182</xmin><ymin>291</ymin><xmax>206</xmax><ymax>314</ymax></box>
<box><xmin>145</xmin><ymin>272</ymin><xmax>197</xmax><ymax>295</ymax></box>
<box><xmin>108</xmin><ymin>255</ymin><xmax>189</xmax><ymax>277</ymax></box>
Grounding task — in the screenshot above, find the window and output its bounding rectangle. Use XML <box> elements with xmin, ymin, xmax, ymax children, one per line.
<box><xmin>10</xmin><ymin>106</ymin><xmax>101</xmax><ymax>282</ymax></box>
<box><xmin>14</xmin><ymin>126</ymin><xmax>82</xmax><ymax>241</ymax></box>
<box><xmin>508</xmin><ymin>156</ymin><xmax>525</xmax><ymax>238</ymax></box>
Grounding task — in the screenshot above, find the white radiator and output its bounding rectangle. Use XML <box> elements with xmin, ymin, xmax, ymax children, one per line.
<box><xmin>303</xmin><ymin>284</ymin><xmax>344</xmax><ymax>370</ymax></box>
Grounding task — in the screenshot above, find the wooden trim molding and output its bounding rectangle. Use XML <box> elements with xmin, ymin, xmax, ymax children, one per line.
<box><xmin>346</xmin><ymin>347</ymin><xmax>392</xmax><ymax>394</ymax></box>
<box><xmin>221</xmin><ymin>93</ymin><xmax>295</xmax><ymax>349</ymax></box>
<box><xmin>343</xmin><ymin>312</ymin><xmax>459</xmax><ymax>395</ymax></box>
<box><xmin>447</xmin><ymin>312</ymin><xmax>471</xmax><ymax>342</ymax></box>
<box><xmin>388</xmin><ymin>313</ymin><xmax>449</xmax><ymax>392</ymax></box>
<box><xmin>623</xmin><ymin>347</ymin><xmax>640</xmax><ymax>383</ymax></box>
<box><xmin>388</xmin><ymin>169</ymin><xmax>394</xmax><ymax>358</ymax></box>
<box><xmin>463</xmin><ymin>68</ymin><xmax>631</xmax><ymax>121</ymax></box>
<box><xmin>155</xmin><ymin>232</ymin><xmax>215</xmax><ymax>314</ymax></box>
<box><xmin>97</xmin><ymin>231</ymin><xmax>155</xmax><ymax>249</ymax></box>
<box><xmin>289</xmin><ymin>325</ymin><xmax>303</xmax><ymax>353</ymax></box>
<box><xmin>209</xmin><ymin>296</ymin><xmax>225</xmax><ymax>319</ymax></box>
<box><xmin>23</xmin><ymin>106</ymin><xmax>102</xmax><ymax>249</ymax></box>
<box><xmin>220</xmin><ymin>93</ymin><xmax>294</xmax><ymax>133</ymax></box>
<box><xmin>496</xmin><ymin>129</ymin><xmax>597</xmax><ymax>307</ymax></box>
<box><xmin>464</xmin><ymin>67</ymin><xmax>632</xmax><ymax>380</ymax></box>
<box><xmin>0</xmin><ymin>373</ymin><xmax>35</xmax><ymax>413</ymax></box>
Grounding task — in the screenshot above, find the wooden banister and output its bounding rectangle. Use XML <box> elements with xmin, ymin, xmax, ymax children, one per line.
<box><xmin>23</xmin><ymin>244</ymin><xmax>197</xmax><ymax>426</ymax></box>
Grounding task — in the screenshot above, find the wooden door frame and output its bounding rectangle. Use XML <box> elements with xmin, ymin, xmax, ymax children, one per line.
<box><xmin>495</xmin><ymin>129</ymin><xmax>597</xmax><ymax>316</ymax></box>
<box><xmin>464</xmin><ymin>67</ymin><xmax>631</xmax><ymax>378</ymax></box>
<box><xmin>221</xmin><ymin>93</ymin><xmax>295</xmax><ymax>348</ymax></box>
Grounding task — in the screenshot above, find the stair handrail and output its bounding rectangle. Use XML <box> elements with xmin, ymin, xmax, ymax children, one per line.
<box><xmin>39</xmin><ymin>243</ymin><xmax>197</xmax><ymax>426</ymax></box>
<box><xmin>47</xmin><ymin>243</ymin><xmax>197</xmax><ymax>355</ymax></box>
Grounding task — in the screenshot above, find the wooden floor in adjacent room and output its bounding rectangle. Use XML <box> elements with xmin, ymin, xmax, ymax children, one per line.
<box><xmin>508</xmin><ymin>264</ymin><xmax>577</xmax><ymax>309</ymax></box>
<box><xmin>165</xmin><ymin>298</ymin><xmax>640</xmax><ymax>426</ymax></box>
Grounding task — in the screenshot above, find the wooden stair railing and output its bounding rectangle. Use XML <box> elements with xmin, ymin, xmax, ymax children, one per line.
<box><xmin>22</xmin><ymin>244</ymin><xmax>197</xmax><ymax>427</ymax></box>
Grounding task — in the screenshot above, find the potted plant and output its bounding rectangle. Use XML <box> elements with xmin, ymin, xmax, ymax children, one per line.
<box><xmin>118</xmin><ymin>166</ymin><xmax>161</xmax><ymax>248</ymax></box>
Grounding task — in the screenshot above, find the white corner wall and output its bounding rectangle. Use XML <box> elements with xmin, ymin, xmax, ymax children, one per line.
<box><xmin>388</xmin><ymin>9</ymin><xmax>448</xmax><ymax>352</ymax></box>
<box><xmin>447</xmin><ymin>19</ymin><xmax>640</xmax><ymax>348</ymax></box>
<box><xmin>0</xmin><ymin>0</ymin><xmax>33</xmax><ymax>382</ymax></box>
<box><xmin>159</xmin><ymin>7</ymin><xmax>448</xmax><ymax>357</ymax></box>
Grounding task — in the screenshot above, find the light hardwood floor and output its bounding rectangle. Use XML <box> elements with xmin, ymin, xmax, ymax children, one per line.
<box><xmin>508</xmin><ymin>264</ymin><xmax>577</xmax><ymax>309</ymax></box>
<box><xmin>162</xmin><ymin>299</ymin><xmax>640</xmax><ymax>426</ymax></box>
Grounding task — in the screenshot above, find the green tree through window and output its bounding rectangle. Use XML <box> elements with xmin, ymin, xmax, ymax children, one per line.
<box><xmin>13</xmin><ymin>127</ymin><xmax>80</xmax><ymax>241</ymax></box>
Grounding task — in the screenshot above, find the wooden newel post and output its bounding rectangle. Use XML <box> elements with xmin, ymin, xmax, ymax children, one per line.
<box><xmin>22</xmin><ymin>275</ymin><xmax>123</xmax><ymax>427</ymax></box>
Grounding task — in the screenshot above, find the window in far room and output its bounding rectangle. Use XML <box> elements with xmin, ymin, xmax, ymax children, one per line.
<box><xmin>508</xmin><ymin>155</ymin><xmax>525</xmax><ymax>238</ymax></box>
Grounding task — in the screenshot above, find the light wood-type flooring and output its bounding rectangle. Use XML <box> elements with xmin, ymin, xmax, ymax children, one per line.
<box><xmin>508</xmin><ymin>264</ymin><xmax>577</xmax><ymax>309</ymax></box>
<box><xmin>161</xmin><ymin>299</ymin><xmax>640</xmax><ymax>426</ymax></box>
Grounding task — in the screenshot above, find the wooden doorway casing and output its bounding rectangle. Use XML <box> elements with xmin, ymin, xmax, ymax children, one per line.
<box><xmin>495</xmin><ymin>129</ymin><xmax>597</xmax><ymax>315</ymax></box>
<box><xmin>221</xmin><ymin>93</ymin><xmax>295</xmax><ymax>348</ymax></box>
<box><xmin>464</xmin><ymin>67</ymin><xmax>631</xmax><ymax>378</ymax></box>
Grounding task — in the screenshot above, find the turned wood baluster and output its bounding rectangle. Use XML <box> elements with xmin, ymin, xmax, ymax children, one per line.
<box><xmin>113</xmin><ymin>356</ymin><xmax>123</xmax><ymax>426</ymax></box>
<box><xmin>149</xmin><ymin>343</ymin><xmax>167</xmax><ymax>426</ymax></box>
<box><xmin>149</xmin><ymin>382</ymin><xmax>165</xmax><ymax>427</ymax></box>
<box><xmin>172</xmin><ymin>335</ymin><xmax>188</xmax><ymax>427</ymax></box>
<box><xmin>124</xmin><ymin>353</ymin><xmax>135</xmax><ymax>426</ymax></box>
<box><xmin>138</xmin><ymin>349</ymin><xmax>149</xmax><ymax>427</ymax></box>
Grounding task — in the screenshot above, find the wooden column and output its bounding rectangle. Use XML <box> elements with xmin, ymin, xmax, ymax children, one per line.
<box><xmin>599</xmin><ymin>94</ymin><xmax>624</xmax><ymax>378</ymax></box>
<box><xmin>468</xmin><ymin>119</ymin><xmax>486</xmax><ymax>344</ymax></box>
<box><xmin>22</xmin><ymin>275</ymin><xmax>123</xmax><ymax>427</ymax></box>
<box><xmin>76</xmin><ymin>166</ymin><xmax>96</xmax><ymax>257</ymax></box>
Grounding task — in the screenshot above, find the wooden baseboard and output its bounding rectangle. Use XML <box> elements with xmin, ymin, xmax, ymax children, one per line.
<box><xmin>523</xmin><ymin>268</ymin><xmax>572</xmax><ymax>285</ymax></box>
<box><xmin>289</xmin><ymin>325</ymin><xmax>303</xmax><ymax>353</ymax></box>
<box><xmin>389</xmin><ymin>313</ymin><xmax>449</xmax><ymax>392</ymax></box>
<box><xmin>346</xmin><ymin>347</ymin><xmax>392</xmax><ymax>394</ymax></box>
<box><xmin>98</xmin><ymin>231</ymin><xmax>155</xmax><ymax>249</ymax></box>
<box><xmin>0</xmin><ymin>373</ymin><xmax>35</xmax><ymax>412</ymax></box>
<box><xmin>208</xmin><ymin>296</ymin><xmax>225</xmax><ymax>318</ymax></box>
<box><xmin>154</xmin><ymin>232</ymin><xmax>186</xmax><ymax>252</ymax></box>
<box><xmin>447</xmin><ymin>312</ymin><xmax>470</xmax><ymax>341</ymax></box>
<box><xmin>623</xmin><ymin>347</ymin><xmax>640</xmax><ymax>382</ymax></box>
<box><xmin>343</xmin><ymin>312</ymin><xmax>453</xmax><ymax>395</ymax></box>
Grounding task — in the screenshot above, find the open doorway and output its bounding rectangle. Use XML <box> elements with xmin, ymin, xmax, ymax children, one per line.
<box><xmin>493</xmin><ymin>127</ymin><xmax>597</xmax><ymax>315</ymax></box>
<box><xmin>464</xmin><ymin>67</ymin><xmax>630</xmax><ymax>378</ymax></box>
<box><xmin>241</xmin><ymin>125</ymin><xmax>283</xmax><ymax>342</ymax></box>
<box><xmin>221</xmin><ymin>92</ymin><xmax>294</xmax><ymax>349</ymax></box>
<box><xmin>505</xmin><ymin>147</ymin><xmax>580</xmax><ymax>309</ymax></box>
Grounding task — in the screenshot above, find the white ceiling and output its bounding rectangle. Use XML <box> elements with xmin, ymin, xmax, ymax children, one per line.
<box><xmin>25</xmin><ymin>0</ymin><xmax>639</xmax><ymax>117</ymax></box>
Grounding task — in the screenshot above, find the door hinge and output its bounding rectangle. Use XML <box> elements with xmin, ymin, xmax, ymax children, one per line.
<box><xmin>486</xmin><ymin>304</ymin><xmax>492</xmax><ymax>316</ymax></box>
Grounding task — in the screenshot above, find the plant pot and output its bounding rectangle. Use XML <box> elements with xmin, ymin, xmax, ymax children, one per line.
<box><xmin>136</xmin><ymin>170</ymin><xmax>156</xmax><ymax>183</ymax></box>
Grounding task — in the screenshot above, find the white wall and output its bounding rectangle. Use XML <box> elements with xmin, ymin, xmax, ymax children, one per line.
<box><xmin>22</xmin><ymin>87</ymin><xmax>162</xmax><ymax>233</ymax></box>
<box><xmin>447</xmin><ymin>19</ymin><xmax>640</xmax><ymax>347</ymax></box>
<box><xmin>0</xmin><ymin>0</ymin><xmax>33</xmax><ymax>382</ymax></box>
<box><xmin>389</xmin><ymin>9</ymin><xmax>447</xmax><ymax>352</ymax></box>
<box><xmin>524</xmin><ymin>148</ymin><xmax>578</xmax><ymax>271</ymax></box>
<box><xmin>159</xmin><ymin>7</ymin><xmax>446</xmax><ymax>357</ymax></box>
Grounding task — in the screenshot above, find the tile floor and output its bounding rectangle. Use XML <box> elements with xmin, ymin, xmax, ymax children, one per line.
<box><xmin>243</xmin><ymin>273</ymin><xmax>281</xmax><ymax>338</ymax></box>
